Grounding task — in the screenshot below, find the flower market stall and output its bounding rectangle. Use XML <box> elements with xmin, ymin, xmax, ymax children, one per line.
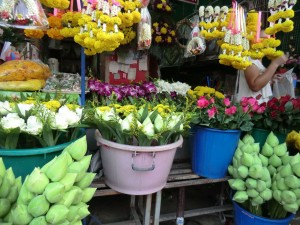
<box><xmin>0</xmin><ymin>0</ymin><xmax>300</xmax><ymax>224</ymax></box>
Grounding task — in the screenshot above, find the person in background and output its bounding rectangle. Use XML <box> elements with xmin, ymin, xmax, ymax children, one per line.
<box><xmin>235</xmin><ymin>31</ymin><xmax>288</xmax><ymax>103</ymax></box>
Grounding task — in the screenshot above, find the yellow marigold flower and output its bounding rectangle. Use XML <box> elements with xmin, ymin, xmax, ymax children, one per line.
<box><xmin>167</xmin><ymin>36</ymin><xmax>172</xmax><ymax>43</ymax></box>
<box><xmin>157</xmin><ymin>4</ymin><xmax>162</xmax><ymax>9</ymax></box>
<box><xmin>160</xmin><ymin>27</ymin><xmax>167</xmax><ymax>34</ymax></box>
<box><xmin>153</xmin><ymin>22</ymin><xmax>159</xmax><ymax>27</ymax></box>
<box><xmin>43</xmin><ymin>100</ymin><xmax>61</xmax><ymax>111</ymax></box>
<box><xmin>24</xmin><ymin>29</ymin><xmax>45</xmax><ymax>39</ymax></box>
<box><xmin>47</xmin><ymin>28</ymin><xmax>64</xmax><ymax>40</ymax></box>
<box><xmin>170</xmin><ymin>30</ymin><xmax>175</xmax><ymax>36</ymax></box>
<box><xmin>166</xmin><ymin>5</ymin><xmax>171</xmax><ymax>11</ymax></box>
<box><xmin>155</xmin><ymin>36</ymin><xmax>162</xmax><ymax>43</ymax></box>
<box><xmin>48</xmin><ymin>16</ymin><xmax>63</xmax><ymax>29</ymax></box>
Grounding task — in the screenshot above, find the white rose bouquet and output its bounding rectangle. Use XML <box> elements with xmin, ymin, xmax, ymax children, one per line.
<box><xmin>0</xmin><ymin>95</ymin><xmax>83</xmax><ymax>149</ymax></box>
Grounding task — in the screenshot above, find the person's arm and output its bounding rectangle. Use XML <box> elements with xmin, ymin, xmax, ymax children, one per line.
<box><xmin>244</xmin><ymin>55</ymin><xmax>288</xmax><ymax>92</ymax></box>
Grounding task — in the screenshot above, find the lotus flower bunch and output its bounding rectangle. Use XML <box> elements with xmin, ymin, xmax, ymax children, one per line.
<box><xmin>0</xmin><ymin>97</ymin><xmax>83</xmax><ymax>149</ymax></box>
<box><xmin>229</xmin><ymin>132</ymin><xmax>300</xmax><ymax>219</ymax></box>
<box><xmin>88</xmin><ymin>79</ymin><xmax>157</xmax><ymax>102</ymax></box>
<box><xmin>0</xmin><ymin>136</ymin><xmax>96</xmax><ymax>225</ymax></box>
<box><xmin>84</xmin><ymin>100</ymin><xmax>193</xmax><ymax>146</ymax></box>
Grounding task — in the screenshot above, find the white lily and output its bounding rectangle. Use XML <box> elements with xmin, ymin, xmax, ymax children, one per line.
<box><xmin>17</xmin><ymin>103</ymin><xmax>34</xmax><ymax>117</ymax></box>
<box><xmin>154</xmin><ymin>114</ymin><xmax>164</xmax><ymax>132</ymax></box>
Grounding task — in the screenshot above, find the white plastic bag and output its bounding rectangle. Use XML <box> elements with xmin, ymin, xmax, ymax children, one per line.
<box><xmin>137</xmin><ymin>7</ymin><xmax>152</xmax><ymax>50</ymax></box>
<box><xmin>273</xmin><ymin>68</ymin><xmax>295</xmax><ymax>98</ymax></box>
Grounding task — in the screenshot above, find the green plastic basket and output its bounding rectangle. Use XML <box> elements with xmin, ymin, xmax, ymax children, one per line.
<box><xmin>0</xmin><ymin>133</ymin><xmax>85</xmax><ymax>181</ymax></box>
<box><xmin>251</xmin><ymin>128</ymin><xmax>287</xmax><ymax>148</ymax></box>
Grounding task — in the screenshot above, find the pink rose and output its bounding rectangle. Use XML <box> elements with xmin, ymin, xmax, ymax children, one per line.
<box><xmin>210</xmin><ymin>97</ymin><xmax>215</xmax><ymax>103</ymax></box>
<box><xmin>197</xmin><ymin>96</ymin><xmax>210</xmax><ymax>108</ymax></box>
<box><xmin>225</xmin><ymin>106</ymin><xmax>237</xmax><ymax>115</ymax></box>
<box><xmin>257</xmin><ymin>106</ymin><xmax>266</xmax><ymax>114</ymax></box>
<box><xmin>242</xmin><ymin>105</ymin><xmax>249</xmax><ymax>113</ymax></box>
<box><xmin>223</xmin><ymin>98</ymin><xmax>231</xmax><ymax>106</ymax></box>
<box><xmin>240</xmin><ymin>97</ymin><xmax>248</xmax><ymax>107</ymax></box>
<box><xmin>252</xmin><ymin>104</ymin><xmax>259</xmax><ymax>112</ymax></box>
<box><xmin>207</xmin><ymin>106</ymin><xmax>217</xmax><ymax>118</ymax></box>
<box><xmin>247</xmin><ymin>97</ymin><xmax>257</xmax><ymax>106</ymax></box>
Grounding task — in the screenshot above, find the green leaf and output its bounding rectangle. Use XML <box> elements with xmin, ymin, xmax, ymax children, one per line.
<box><xmin>5</xmin><ymin>132</ymin><xmax>20</xmax><ymax>149</ymax></box>
<box><xmin>140</xmin><ymin>103</ymin><xmax>149</xmax><ymax>123</ymax></box>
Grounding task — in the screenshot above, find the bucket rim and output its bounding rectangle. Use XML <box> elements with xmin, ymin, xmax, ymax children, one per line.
<box><xmin>195</xmin><ymin>125</ymin><xmax>241</xmax><ymax>133</ymax></box>
<box><xmin>233</xmin><ymin>201</ymin><xmax>295</xmax><ymax>222</ymax></box>
<box><xmin>95</xmin><ymin>130</ymin><xmax>183</xmax><ymax>152</ymax></box>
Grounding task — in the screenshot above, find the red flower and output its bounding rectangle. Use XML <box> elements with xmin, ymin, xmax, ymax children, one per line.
<box><xmin>270</xmin><ymin>111</ymin><xmax>277</xmax><ymax>119</ymax></box>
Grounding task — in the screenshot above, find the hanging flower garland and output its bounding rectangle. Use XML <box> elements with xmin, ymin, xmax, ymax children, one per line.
<box><xmin>120</xmin><ymin>26</ymin><xmax>136</xmax><ymax>45</ymax></box>
<box><xmin>199</xmin><ymin>6</ymin><xmax>221</xmax><ymax>40</ymax></box>
<box><xmin>118</xmin><ymin>0</ymin><xmax>141</xmax><ymax>28</ymax></box>
<box><xmin>153</xmin><ymin>0</ymin><xmax>172</xmax><ymax>12</ymax></box>
<box><xmin>40</xmin><ymin>0</ymin><xmax>70</xmax><ymax>10</ymax></box>
<box><xmin>152</xmin><ymin>21</ymin><xmax>176</xmax><ymax>45</ymax></box>
<box><xmin>24</xmin><ymin>29</ymin><xmax>45</xmax><ymax>39</ymax></box>
<box><xmin>60</xmin><ymin>11</ymin><xmax>82</xmax><ymax>38</ymax></box>
<box><xmin>46</xmin><ymin>15</ymin><xmax>64</xmax><ymax>40</ymax></box>
<box><xmin>265</xmin><ymin>0</ymin><xmax>296</xmax><ymax>35</ymax></box>
<box><xmin>246</xmin><ymin>10</ymin><xmax>258</xmax><ymax>42</ymax></box>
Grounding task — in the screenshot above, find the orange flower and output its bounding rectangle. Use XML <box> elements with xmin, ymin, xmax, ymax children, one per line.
<box><xmin>24</xmin><ymin>29</ymin><xmax>45</xmax><ymax>39</ymax></box>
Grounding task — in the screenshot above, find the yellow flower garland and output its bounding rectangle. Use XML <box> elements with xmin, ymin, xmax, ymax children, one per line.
<box><xmin>40</xmin><ymin>0</ymin><xmax>70</xmax><ymax>9</ymax></box>
<box><xmin>120</xmin><ymin>27</ymin><xmax>136</xmax><ymax>45</ymax></box>
<box><xmin>47</xmin><ymin>28</ymin><xmax>64</xmax><ymax>40</ymax></box>
<box><xmin>48</xmin><ymin>16</ymin><xmax>63</xmax><ymax>29</ymax></box>
<box><xmin>24</xmin><ymin>29</ymin><xmax>45</xmax><ymax>39</ymax></box>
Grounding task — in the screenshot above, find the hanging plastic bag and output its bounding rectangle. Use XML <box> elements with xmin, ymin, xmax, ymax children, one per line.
<box><xmin>137</xmin><ymin>7</ymin><xmax>152</xmax><ymax>50</ymax></box>
<box><xmin>184</xmin><ymin>26</ymin><xmax>206</xmax><ymax>58</ymax></box>
<box><xmin>273</xmin><ymin>68</ymin><xmax>295</xmax><ymax>98</ymax></box>
<box><xmin>0</xmin><ymin>0</ymin><xmax>48</xmax><ymax>29</ymax></box>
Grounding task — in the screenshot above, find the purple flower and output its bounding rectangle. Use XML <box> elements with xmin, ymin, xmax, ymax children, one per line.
<box><xmin>112</xmin><ymin>86</ymin><xmax>123</xmax><ymax>101</ymax></box>
<box><xmin>142</xmin><ymin>81</ymin><xmax>157</xmax><ymax>94</ymax></box>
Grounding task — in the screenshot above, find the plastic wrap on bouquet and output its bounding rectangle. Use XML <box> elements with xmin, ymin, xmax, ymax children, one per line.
<box><xmin>0</xmin><ymin>0</ymin><xmax>48</xmax><ymax>29</ymax></box>
<box><xmin>137</xmin><ymin>7</ymin><xmax>152</xmax><ymax>50</ymax></box>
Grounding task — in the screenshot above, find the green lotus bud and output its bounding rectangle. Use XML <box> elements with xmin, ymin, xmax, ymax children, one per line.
<box><xmin>70</xmin><ymin>186</ymin><xmax>83</xmax><ymax>205</ymax></box>
<box><xmin>247</xmin><ymin>189</ymin><xmax>259</xmax><ymax>198</ymax></box>
<box><xmin>266</xmin><ymin>132</ymin><xmax>279</xmax><ymax>147</ymax></box>
<box><xmin>272</xmin><ymin>180</ymin><xmax>277</xmax><ymax>190</ymax></box>
<box><xmin>232</xmin><ymin>168</ymin><xmax>242</xmax><ymax>179</ymax></box>
<box><xmin>75</xmin><ymin>172</ymin><xmax>96</xmax><ymax>189</ymax></box>
<box><xmin>3</xmin><ymin>209</ymin><xmax>13</xmax><ymax>223</ymax></box>
<box><xmin>77</xmin><ymin>203</ymin><xmax>90</xmax><ymax>219</ymax></box>
<box><xmin>273</xmin><ymin>190</ymin><xmax>282</xmax><ymax>202</ymax></box>
<box><xmin>0</xmin><ymin>158</ymin><xmax>6</xmax><ymax>177</ymax></box>
<box><xmin>292</xmin><ymin>162</ymin><xmax>300</xmax><ymax>177</ymax></box>
<box><xmin>26</xmin><ymin>168</ymin><xmax>49</xmax><ymax>194</ymax></box>
<box><xmin>267</xmin><ymin>165</ymin><xmax>276</xmax><ymax>176</ymax></box>
<box><xmin>249</xmin><ymin>164</ymin><xmax>263</xmax><ymax>179</ymax></box>
<box><xmin>12</xmin><ymin>204</ymin><xmax>33</xmax><ymax>225</ymax></box>
<box><xmin>0</xmin><ymin>199</ymin><xmax>11</xmax><ymax>217</ymax></box>
<box><xmin>265</xmin><ymin>179</ymin><xmax>271</xmax><ymax>188</ymax></box>
<box><xmin>58</xmin><ymin>189</ymin><xmax>77</xmax><ymax>207</ymax></box>
<box><xmin>5</xmin><ymin>168</ymin><xmax>15</xmax><ymax>186</ymax></box>
<box><xmin>241</xmin><ymin>144</ymin><xmax>253</xmax><ymax>154</ymax></box>
<box><xmin>237</xmin><ymin>165</ymin><xmax>249</xmax><ymax>178</ymax></box>
<box><xmin>67</xmin><ymin>205</ymin><xmax>80</xmax><ymax>223</ymax></box>
<box><xmin>280</xmin><ymin>164</ymin><xmax>293</xmax><ymax>178</ymax></box>
<box><xmin>17</xmin><ymin>177</ymin><xmax>35</xmax><ymax>205</ymax></box>
<box><xmin>0</xmin><ymin>176</ymin><xmax>11</xmax><ymax>198</ymax></box>
<box><xmin>59</xmin><ymin>173</ymin><xmax>77</xmax><ymax>191</ymax></box>
<box><xmin>241</xmin><ymin>152</ymin><xmax>254</xmax><ymax>167</ymax></box>
<box><xmin>260</xmin><ymin>188</ymin><xmax>272</xmax><ymax>201</ymax></box>
<box><xmin>28</xmin><ymin>195</ymin><xmax>50</xmax><ymax>217</ymax></box>
<box><xmin>245</xmin><ymin>178</ymin><xmax>257</xmax><ymax>189</ymax></box>
<box><xmin>274</xmin><ymin>143</ymin><xmax>287</xmax><ymax>157</ymax></box>
<box><xmin>253</xmin><ymin>155</ymin><xmax>262</xmax><ymax>166</ymax></box>
<box><xmin>283</xmin><ymin>203</ymin><xmax>299</xmax><ymax>214</ymax></box>
<box><xmin>228</xmin><ymin>165</ymin><xmax>234</xmax><ymax>176</ymax></box>
<box><xmin>242</xmin><ymin>134</ymin><xmax>255</xmax><ymax>144</ymax></box>
<box><xmin>260</xmin><ymin>168</ymin><xmax>271</xmax><ymax>183</ymax></box>
<box><xmin>233</xmin><ymin>191</ymin><xmax>248</xmax><ymax>203</ymax></box>
<box><xmin>55</xmin><ymin>219</ymin><xmax>69</xmax><ymax>225</ymax></box>
<box><xmin>29</xmin><ymin>216</ymin><xmax>47</xmax><ymax>225</ymax></box>
<box><xmin>238</xmin><ymin>140</ymin><xmax>244</xmax><ymax>148</ymax></box>
<box><xmin>251</xmin><ymin>143</ymin><xmax>260</xmax><ymax>154</ymax></box>
<box><xmin>67</xmin><ymin>162</ymin><xmax>85</xmax><ymax>182</ymax></box>
<box><xmin>46</xmin><ymin>152</ymin><xmax>69</xmax><ymax>182</ymax></box>
<box><xmin>82</xmin><ymin>187</ymin><xmax>97</xmax><ymax>203</ymax></box>
<box><xmin>256</xmin><ymin>180</ymin><xmax>267</xmax><ymax>192</ymax></box>
<box><xmin>41</xmin><ymin>157</ymin><xmax>55</xmax><ymax>173</ymax></box>
<box><xmin>154</xmin><ymin>114</ymin><xmax>164</xmax><ymax>132</ymax></box>
<box><xmin>44</xmin><ymin>182</ymin><xmax>65</xmax><ymax>203</ymax></box>
<box><xmin>285</xmin><ymin>175</ymin><xmax>300</xmax><ymax>189</ymax></box>
<box><xmin>7</xmin><ymin>185</ymin><xmax>18</xmax><ymax>203</ymax></box>
<box><xmin>232</xmin><ymin>158</ymin><xmax>239</xmax><ymax>168</ymax></box>
<box><xmin>282</xmin><ymin>154</ymin><xmax>291</xmax><ymax>165</ymax></box>
<box><xmin>46</xmin><ymin>204</ymin><xmax>69</xmax><ymax>224</ymax></box>
<box><xmin>294</xmin><ymin>189</ymin><xmax>300</xmax><ymax>198</ymax></box>
<box><xmin>261</xmin><ymin>142</ymin><xmax>273</xmax><ymax>157</ymax></box>
<box><xmin>277</xmin><ymin>178</ymin><xmax>289</xmax><ymax>191</ymax></box>
<box><xmin>228</xmin><ymin>179</ymin><xmax>246</xmax><ymax>191</ymax></box>
<box><xmin>120</xmin><ymin>113</ymin><xmax>134</xmax><ymax>131</ymax></box>
<box><xmin>142</xmin><ymin>117</ymin><xmax>155</xmax><ymax>137</ymax></box>
<box><xmin>251</xmin><ymin>196</ymin><xmax>264</xmax><ymax>206</ymax></box>
<box><xmin>64</xmin><ymin>152</ymin><xmax>74</xmax><ymax>166</ymax></box>
<box><xmin>64</xmin><ymin>135</ymin><xmax>87</xmax><ymax>161</ymax></box>
<box><xmin>281</xmin><ymin>190</ymin><xmax>297</xmax><ymax>204</ymax></box>
<box><xmin>290</xmin><ymin>153</ymin><xmax>300</xmax><ymax>166</ymax></box>
<box><xmin>234</xmin><ymin>148</ymin><xmax>243</xmax><ymax>159</ymax></box>
<box><xmin>269</xmin><ymin>154</ymin><xmax>282</xmax><ymax>168</ymax></box>
<box><xmin>15</xmin><ymin>177</ymin><xmax>22</xmax><ymax>192</ymax></box>
<box><xmin>259</xmin><ymin>154</ymin><xmax>268</xmax><ymax>167</ymax></box>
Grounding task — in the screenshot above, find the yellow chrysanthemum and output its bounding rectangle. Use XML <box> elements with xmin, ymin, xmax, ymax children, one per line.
<box><xmin>155</xmin><ymin>36</ymin><xmax>162</xmax><ymax>43</ymax></box>
<box><xmin>43</xmin><ymin>100</ymin><xmax>61</xmax><ymax>111</ymax></box>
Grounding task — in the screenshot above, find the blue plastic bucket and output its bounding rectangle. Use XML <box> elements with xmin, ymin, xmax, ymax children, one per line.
<box><xmin>233</xmin><ymin>202</ymin><xmax>295</xmax><ymax>225</ymax></box>
<box><xmin>191</xmin><ymin>126</ymin><xmax>241</xmax><ymax>178</ymax></box>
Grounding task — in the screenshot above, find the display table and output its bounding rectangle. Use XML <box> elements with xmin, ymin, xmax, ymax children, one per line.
<box><xmin>91</xmin><ymin>162</ymin><xmax>232</xmax><ymax>225</ymax></box>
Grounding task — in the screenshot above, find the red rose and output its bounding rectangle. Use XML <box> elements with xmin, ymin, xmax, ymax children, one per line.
<box><xmin>270</xmin><ymin>111</ymin><xmax>277</xmax><ymax>119</ymax></box>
